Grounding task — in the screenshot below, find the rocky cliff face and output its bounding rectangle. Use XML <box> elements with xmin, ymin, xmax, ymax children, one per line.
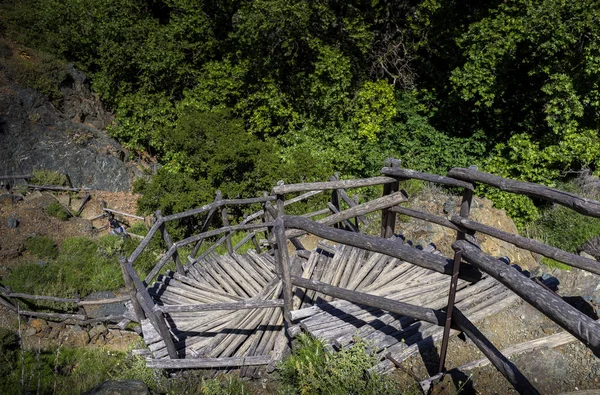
<box><xmin>0</xmin><ymin>44</ymin><xmax>138</xmax><ymax>191</ymax></box>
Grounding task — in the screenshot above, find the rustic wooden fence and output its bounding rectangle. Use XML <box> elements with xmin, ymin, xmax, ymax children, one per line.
<box><xmin>2</xmin><ymin>160</ymin><xmax>600</xmax><ymax>394</ymax></box>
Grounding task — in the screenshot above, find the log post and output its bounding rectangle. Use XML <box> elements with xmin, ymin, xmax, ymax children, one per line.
<box><xmin>273</xmin><ymin>217</ymin><xmax>293</xmax><ymax>350</ymax></box>
<box><xmin>329</xmin><ymin>175</ymin><xmax>341</xmax><ymax>229</ymax></box>
<box><xmin>381</xmin><ymin>159</ymin><xmax>400</xmax><ymax>238</ymax></box>
<box><xmin>190</xmin><ymin>192</ymin><xmax>220</xmax><ymax>258</ymax></box>
<box><xmin>156</xmin><ymin>210</ymin><xmax>185</xmax><ymax>276</ymax></box>
<box><xmin>119</xmin><ymin>257</ymin><xmax>146</xmax><ymax>323</ymax></box>
<box><xmin>123</xmin><ymin>260</ymin><xmax>179</xmax><ymax>359</ymax></box>
<box><xmin>439</xmin><ymin>165</ymin><xmax>476</xmax><ymax>373</ymax></box>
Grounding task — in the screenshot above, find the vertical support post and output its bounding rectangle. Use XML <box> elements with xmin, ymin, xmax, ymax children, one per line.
<box><xmin>122</xmin><ymin>257</ymin><xmax>178</xmax><ymax>359</ymax></box>
<box><xmin>252</xmin><ymin>233</ymin><xmax>262</xmax><ymax>253</ymax></box>
<box><xmin>438</xmin><ymin>165</ymin><xmax>476</xmax><ymax>373</ymax></box>
<box><xmin>262</xmin><ymin>191</ymin><xmax>274</xmax><ymax>238</ymax></box>
<box><xmin>221</xmin><ymin>209</ymin><xmax>233</xmax><ymax>255</ymax></box>
<box><xmin>156</xmin><ymin>210</ymin><xmax>185</xmax><ymax>275</ymax></box>
<box><xmin>190</xmin><ymin>192</ymin><xmax>219</xmax><ymax>258</ymax></box>
<box><xmin>329</xmin><ymin>174</ymin><xmax>341</xmax><ymax>229</ymax></box>
<box><xmin>274</xmin><ymin>217</ymin><xmax>293</xmax><ymax>349</ymax></box>
<box><xmin>381</xmin><ymin>159</ymin><xmax>401</xmax><ymax>238</ymax></box>
<box><xmin>119</xmin><ymin>257</ymin><xmax>146</xmax><ymax>323</ymax></box>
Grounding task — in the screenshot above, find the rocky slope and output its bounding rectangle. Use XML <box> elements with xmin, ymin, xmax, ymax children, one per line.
<box><xmin>0</xmin><ymin>40</ymin><xmax>141</xmax><ymax>191</ymax></box>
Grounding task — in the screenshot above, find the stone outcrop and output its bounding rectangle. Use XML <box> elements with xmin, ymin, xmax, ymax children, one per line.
<box><xmin>397</xmin><ymin>192</ymin><xmax>539</xmax><ymax>270</ymax></box>
<box><xmin>0</xmin><ymin>47</ymin><xmax>140</xmax><ymax>191</ymax></box>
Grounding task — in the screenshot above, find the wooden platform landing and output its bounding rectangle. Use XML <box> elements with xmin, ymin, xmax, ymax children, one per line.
<box><xmin>142</xmin><ymin>240</ymin><xmax>517</xmax><ymax>376</ymax></box>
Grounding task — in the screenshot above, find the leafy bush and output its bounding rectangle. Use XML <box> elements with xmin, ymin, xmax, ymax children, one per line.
<box><xmin>278</xmin><ymin>334</ymin><xmax>402</xmax><ymax>395</ymax></box>
<box><xmin>46</xmin><ymin>201</ymin><xmax>71</xmax><ymax>221</ymax></box>
<box><xmin>24</xmin><ymin>235</ymin><xmax>58</xmax><ymax>259</ymax></box>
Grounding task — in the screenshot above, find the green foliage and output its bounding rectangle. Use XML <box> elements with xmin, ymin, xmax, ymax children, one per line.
<box><xmin>527</xmin><ymin>204</ymin><xmax>600</xmax><ymax>255</ymax></box>
<box><xmin>24</xmin><ymin>235</ymin><xmax>58</xmax><ymax>259</ymax></box>
<box><xmin>4</xmin><ymin>237</ymin><xmax>128</xmax><ymax>306</ymax></box>
<box><xmin>31</xmin><ymin>169</ymin><xmax>68</xmax><ymax>186</ymax></box>
<box><xmin>46</xmin><ymin>201</ymin><xmax>71</xmax><ymax>221</ymax></box>
<box><xmin>278</xmin><ymin>334</ymin><xmax>401</xmax><ymax>395</ymax></box>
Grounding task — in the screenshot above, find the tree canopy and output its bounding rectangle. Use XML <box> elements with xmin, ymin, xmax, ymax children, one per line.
<box><xmin>1</xmin><ymin>0</ymin><xmax>598</xmax><ymax>227</ymax></box>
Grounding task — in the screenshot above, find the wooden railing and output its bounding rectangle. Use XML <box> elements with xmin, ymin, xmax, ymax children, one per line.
<box><xmin>3</xmin><ymin>159</ymin><xmax>600</xmax><ymax>394</ymax></box>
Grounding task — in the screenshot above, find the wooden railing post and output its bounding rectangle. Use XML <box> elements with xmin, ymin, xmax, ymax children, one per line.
<box><xmin>156</xmin><ymin>210</ymin><xmax>185</xmax><ymax>276</ymax></box>
<box><xmin>119</xmin><ymin>257</ymin><xmax>145</xmax><ymax>323</ymax></box>
<box><xmin>190</xmin><ymin>191</ymin><xmax>220</xmax><ymax>259</ymax></box>
<box><xmin>220</xmin><ymin>197</ymin><xmax>234</xmax><ymax>254</ymax></box>
<box><xmin>273</xmin><ymin>217</ymin><xmax>293</xmax><ymax>346</ymax></box>
<box><xmin>439</xmin><ymin>165</ymin><xmax>476</xmax><ymax>373</ymax></box>
<box><xmin>381</xmin><ymin>159</ymin><xmax>400</xmax><ymax>238</ymax></box>
<box><xmin>122</xmin><ymin>258</ymin><xmax>179</xmax><ymax>359</ymax></box>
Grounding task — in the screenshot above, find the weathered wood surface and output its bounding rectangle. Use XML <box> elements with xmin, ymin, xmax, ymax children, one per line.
<box><xmin>0</xmin><ymin>174</ymin><xmax>33</xmax><ymax>180</ymax></box>
<box><xmin>283</xmin><ymin>215</ymin><xmax>482</xmax><ymax>283</ymax></box>
<box><xmin>451</xmin><ymin>215</ymin><xmax>600</xmax><ymax>275</ymax></box>
<box><xmin>25</xmin><ymin>184</ymin><xmax>90</xmax><ymax>192</ymax></box>
<box><xmin>272</xmin><ymin>176</ymin><xmax>397</xmax><ymax>195</ymax></box>
<box><xmin>381</xmin><ymin>167</ymin><xmax>474</xmax><ymax>190</ymax></box>
<box><xmin>455</xmin><ymin>240</ymin><xmax>600</xmax><ymax>357</ymax></box>
<box><xmin>103</xmin><ymin>208</ymin><xmax>145</xmax><ymax>220</ymax></box>
<box><xmin>146</xmin><ymin>355</ymin><xmax>271</xmax><ymax>369</ymax></box>
<box><xmin>449</xmin><ymin>167</ymin><xmax>600</xmax><ymax>218</ymax></box>
<box><xmin>162</xmin><ymin>196</ymin><xmax>276</xmax><ymax>223</ymax></box>
<box><xmin>390</xmin><ymin>206</ymin><xmax>460</xmax><ymax>231</ymax></box>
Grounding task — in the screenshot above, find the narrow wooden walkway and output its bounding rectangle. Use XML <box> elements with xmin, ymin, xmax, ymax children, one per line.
<box><xmin>141</xmin><ymin>238</ymin><xmax>517</xmax><ymax>376</ymax></box>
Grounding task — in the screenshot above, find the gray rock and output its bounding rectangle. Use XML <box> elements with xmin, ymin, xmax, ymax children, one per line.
<box><xmin>83</xmin><ymin>380</ymin><xmax>150</xmax><ymax>395</ymax></box>
<box><xmin>83</xmin><ymin>291</ymin><xmax>127</xmax><ymax>319</ymax></box>
<box><xmin>0</xmin><ymin>65</ymin><xmax>141</xmax><ymax>192</ymax></box>
<box><xmin>7</xmin><ymin>217</ymin><xmax>18</xmax><ymax>228</ymax></box>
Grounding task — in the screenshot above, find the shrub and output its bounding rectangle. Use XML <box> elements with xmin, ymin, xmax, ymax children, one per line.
<box><xmin>278</xmin><ymin>334</ymin><xmax>402</xmax><ymax>395</ymax></box>
<box><xmin>30</xmin><ymin>169</ymin><xmax>68</xmax><ymax>186</ymax></box>
<box><xmin>46</xmin><ymin>201</ymin><xmax>71</xmax><ymax>221</ymax></box>
<box><xmin>24</xmin><ymin>235</ymin><xmax>58</xmax><ymax>259</ymax></box>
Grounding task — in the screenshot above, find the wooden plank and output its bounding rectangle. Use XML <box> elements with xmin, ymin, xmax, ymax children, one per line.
<box><xmin>146</xmin><ymin>355</ymin><xmax>271</xmax><ymax>369</ymax></box>
<box><xmin>448</xmin><ymin>167</ymin><xmax>600</xmax><ymax>217</ymax></box>
<box><xmin>452</xmin><ymin>215</ymin><xmax>600</xmax><ymax>275</ymax></box>
<box><xmin>455</xmin><ymin>240</ymin><xmax>600</xmax><ymax>357</ymax></box>
<box><xmin>284</xmin><ymin>215</ymin><xmax>483</xmax><ymax>283</ymax></box>
<box><xmin>103</xmin><ymin>208</ymin><xmax>145</xmax><ymax>220</ymax></box>
<box><xmin>382</xmin><ymin>167</ymin><xmax>474</xmax><ymax>190</ymax></box>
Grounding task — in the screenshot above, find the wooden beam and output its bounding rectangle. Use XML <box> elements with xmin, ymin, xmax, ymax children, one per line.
<box><xmin>162</xmin><ymin>196</ymin><xmax>276</xmax><ymax>223</ymax></box>
<box><xmin>271</xmin><ymin>177</ymin><xmax>397</xmax><ymax>195</ymax></box>
<box><xmin>284</xmin><ymin>191</ymin><xmax>408</xmax><ymax>239</ymax></box>
<box><xmin>389</xmin><ymin>206</ymin><xmax>460</xmax><ymax>231</ymax></box>
<box><xmin>454</xmin><ymin>240</ymin><xmax>600</xmax><ymax>357</ymax></box>
<box><xmin>158</xmin><ymin>299</ymin><xmax>284</xmax><ymax>313</ymax></box>
<box><xmin>290</xmin><ymin>276</ymin><xmax>447</xmax><ymax>326</ymax></box>
<box><xmin>156</xmin><ymin>210</ymin><xmax>185</xmax><ymax>276</ymax></box>
<box><xmin>451</xmin><ymin>215</ymin><xmax>600</xmax><ymax>275</ymax></box>
<box><xmin>448</xmin><ymin>167</ymin><xmax>600</xmax><ymax>218</ymax></box>
<box><xmin>25</xmin><ymin>184</ymin><xmax>90</xmax><ymax>192</ymax></box>
<box><xmin>382</xmin><ymin>167</ymin><xmax>474</xmax><ymax>190</ymax></box>
<box><xmin>103</xmin><ymin>208</ymin><xmax>145</xmax><ymax>220</ymax></box>
<box><xmin>146</xmin><ymin>355</ymin><xmax>271</xmax><ymax>369</ymax></box>
<box><xmin>0</xmin><ymin>174</ymin><xmax>33</xmax><ymax>180</ymax></box>
<box><xmin>283</xmin><ymin>215</ymin><xmax>482</xmax><ymax>283</ymax></box>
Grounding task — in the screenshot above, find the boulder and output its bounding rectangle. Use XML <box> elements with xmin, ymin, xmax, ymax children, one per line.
<box><xmin>89</xmin><ymin>324</ymin><xmax>108</xmax><ymax>343</ymax></box>
<box><xmin>60</xmin><ymin>325</ymin><xmax>90</xmax><ymax>347</ymax></box>
<box><xmin>83</xmin><ymin>380</ymin><xmax>150</xmax><ymax>395</ymax></box>
<box><xmin>397</xmin><ymin>196</ymin><xmax>539</xmax><ymax>270</ymax></box>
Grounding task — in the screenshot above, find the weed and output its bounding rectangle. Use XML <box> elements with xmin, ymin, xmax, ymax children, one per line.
<box><xmin>31</xmin><ymin>169</ymin><xmax>68</xmax><ymax>186</ymax></box>
<box><xmin>46</xmin><ymin>201</ymin><xmax>71</xmax><ymax>221</ymax></box>
<box><xmin>24</xmin><ymin>235</ymin><xmax>58</xmax><ymax>259</ymax></box>
<box><xmin>28</xmin><ymin>111</ymin><xmax>41</xmax><ymax>123</ymax></box>
<box><xmin>278</xmin><ymin>333</ymin><xmax>402</xmax><ymax>395</ymax></box>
